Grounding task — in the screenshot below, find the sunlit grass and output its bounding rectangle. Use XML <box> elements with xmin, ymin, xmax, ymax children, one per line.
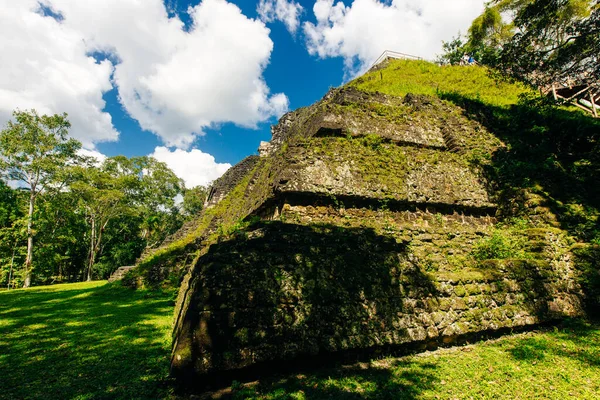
<box><xmin>1</xmin><ymin>261</ymin><xmax>599</xmax><ymax>400</ymax></box>
<box><xmin>350</xmin><ymin>59</ymin><xmax>532</xmax><ymax>107</ymax></box>
<box><xmin>0</xmin><ymin>281</ymin><xmax>175</xmax><ymax>400</ymax></box>
<box><xmin>232</xmin><ymin>320</ymin><xmax>600</xmax><ymax>399</ymax></box>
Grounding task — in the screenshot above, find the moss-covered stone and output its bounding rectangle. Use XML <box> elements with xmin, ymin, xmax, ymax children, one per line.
<box><xmin>152</xmin><ymin>64</ymin><xmax>592</xmax><ymax>381</ymax></box>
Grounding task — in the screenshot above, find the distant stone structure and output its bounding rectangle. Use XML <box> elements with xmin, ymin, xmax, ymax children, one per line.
<box><xmin>203</xmin><ymin>156</ymin><xmax>260</xmax><ymax>209</ymax></box>
<box><xmin>108</xmin><ymin>266</ymin><xmax>136</xmax><ymax>282</ymax></box>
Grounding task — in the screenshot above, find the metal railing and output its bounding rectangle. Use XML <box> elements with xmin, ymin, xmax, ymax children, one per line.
<box><xmin>371</xmin><ymin>50</ymin><xmax>423</xmax><ymax>68</ymax></box>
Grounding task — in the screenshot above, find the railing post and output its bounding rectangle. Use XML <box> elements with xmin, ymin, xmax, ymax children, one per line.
<box><xmin>590</xmin><ymin>90</ymin><xmax>598</xmax><ymax>118</ymax></box>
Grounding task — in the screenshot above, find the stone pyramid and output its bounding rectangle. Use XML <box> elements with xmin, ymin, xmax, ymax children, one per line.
<box><xmin>136</xmin><ymin>62</ymin><xmax>585</xmax><ymax>382</ymax></box>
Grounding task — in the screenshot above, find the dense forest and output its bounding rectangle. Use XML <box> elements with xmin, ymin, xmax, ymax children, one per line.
<box><xmin>0</xmin><ymin>110</ymin><xmax>208</xmax><ymax>288</ymax></box>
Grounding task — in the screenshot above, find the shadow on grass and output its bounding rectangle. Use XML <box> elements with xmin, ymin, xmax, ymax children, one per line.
<box><xmin>0</xmin><ymin>282</ymin><xmax>175</xmax><ymax>400</ymax></box>
<box><xmin>231</xmin><ymin>360</ymin><xmax>438</xmax><ymax>400</ymax></box>
<box><xmin>508</xmin><ymin>319</ymin><xmax>600</xmax><ymax>368</ymax></box>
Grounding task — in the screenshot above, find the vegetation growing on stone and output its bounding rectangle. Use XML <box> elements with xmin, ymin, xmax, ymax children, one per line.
<box><xmin>350</xmin><ymin>59</ymin><xmax>531</xmax><ymax>107</ymax></box>
<box><xmin>164</xmin><ymin>58</ymin><xmax>598</xmax><ymax>383</ymax></box>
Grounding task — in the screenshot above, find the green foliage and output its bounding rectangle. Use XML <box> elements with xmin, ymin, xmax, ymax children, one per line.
<box><xmin>464</xmin><ymin>2</ymin><xmax>514</xmax><ymax>65</ymax></box>
<box><xmin>30</xmin><ymin>191</ymin><xmax>88</xmax><ymax>283</ymax></box>
<box><xmin>182</xmin><ymin>185</ymin><xmax>209</xmax><ymax>217</ymax></box>
<box><xmin>472</xmin><ymin>227</ymin><xmax>529</xmax><ymax>260</ymax></box>
<box><xmin>498</xmin><ymin>0</ymin><xmax>597</xmax><ymax>88</ymax></box>
<box><xmin>0</xmin><ymin>110</ymin><xmax>185</xmax><ymax>287</ymax></box>
<box><xmin>0</xmin><ymin>109</ymin><xmax>82</xmax><ymax>286</ymax></box>
<box><xmin>437</xmin><ymin>34</ymin><xmax>467</xmax><ymax>65</ymax></box>
<box><xmin>69</xmin><ymin>155</ymin><xmax>184</xmax><ymax>281</ymax></box>
<box><xmin>358</xmin><ymin>133</ymin><xmax>385</xmax><ymax>149</ymax></box>
<box><xmin>572</xmin><ymin>244</ymin><xmax>600</xmax><ymax>313</ymax></box>
<box><xmin>120</xmin><ymin>269</ymin><xmax>140</xmax><ymax>289</ymax></box>
<box><xmin>447</xmin><ymin>0</ymin><xmax>597</xmax><ymax>87</ymax></box>
<box><xmin>0</xmin><ymin>110</ymin><xmax>81</xmax><ymax>186</ymax></box>
<box><xmin>0</xmin><ymin>181</ymin><xmax>21</xmax><ymax>227</ymax></box>
<box><xmin>217</xmin><ymin>217</ymin><xmax>258</xmax><ymax>238</ymax></box>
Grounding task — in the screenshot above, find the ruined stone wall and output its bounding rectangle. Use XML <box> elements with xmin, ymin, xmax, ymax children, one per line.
<box><xmin>275</xmin><ymin>137</ymin><xmax>495</xmax><ymax>211</ymax></box>
<box><xmin>171</xmin><ymin>220</ymin><xmax>583</xmax><ymax>377</ymax></box>
<box><xmin>167</xmin><ymin>84</ymin><xmax>586</xmax><ymax>381</ymax></box>
<box><xmin>205</xmin><ymin>156</ymin><xmax>261</xmax><ymax>208</ymax></box>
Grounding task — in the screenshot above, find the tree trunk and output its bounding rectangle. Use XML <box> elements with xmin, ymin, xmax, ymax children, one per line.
<box><xmin>87</xmin><ymin>217</ymin><xmax>108</xmax><ymax>282</ymax></box>
<box><xmin>87</xmin><ymin>217</ymin><xmax>95</xmax><ymax>282</ymax></box>
<box><xmin>23</xmin><ymin>191</ymin><xmax>35</xmax><ymax>288</ymax></box>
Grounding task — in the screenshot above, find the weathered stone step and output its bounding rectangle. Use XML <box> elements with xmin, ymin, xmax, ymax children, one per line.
<box><xmin>108</xmin><ymin>266</ymin><xmax>136</xmax><ymax>282</ymax></box>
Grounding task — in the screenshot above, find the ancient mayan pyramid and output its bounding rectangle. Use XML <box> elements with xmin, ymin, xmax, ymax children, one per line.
<box><xmin>136</xmin><ymin>61</ymin><xmax>586</xmax><ymax>383</ymax></box>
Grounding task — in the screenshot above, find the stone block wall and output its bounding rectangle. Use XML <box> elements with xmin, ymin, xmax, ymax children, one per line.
<box><xmin>276</xmin><ymin>137</ymin><xmax>495</xmax><ymax>210</ymax></box>
<box><xmin>171</xmin><ymin>221</ymin><xmax>583</xmax><ymax>378</ymax></box>
<box><xmin>205</xmin><ymin>156</ymin><xmax>260</xmax><ymax>208</ymax></box>
<box><xmin>163</xmin><ymin>85</ymin><xmax>587</xmax><ymax>383</ymax></box>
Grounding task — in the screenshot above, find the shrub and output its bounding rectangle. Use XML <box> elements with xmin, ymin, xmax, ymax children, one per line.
<box><xmin>472</xmin><ymin>229</ymin><xmax>528</xmax><ymax>260</ymax></box>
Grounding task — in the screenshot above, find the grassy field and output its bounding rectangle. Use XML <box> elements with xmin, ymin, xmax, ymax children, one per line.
<box><xmin>0</xmin><ymin>281</ymin><xmax>175</xmax><ymax>400</ymax></box>
<box><xmin>232</xmin><ymin>320</ymin><xmax>600</xmax><ymax>399</ymax></box>
<box><xmin>1</xmin><ymin>282</ymin><xmax>599</xmax><ymax>400</ymax></box>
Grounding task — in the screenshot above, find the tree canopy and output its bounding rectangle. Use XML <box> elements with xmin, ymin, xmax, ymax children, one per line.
<box><xmin>442</xmin><ymin>0</ymin><xmax>598</xmax><ymax>89</ymax></box>
<box><xmin>0</xmin><ymin>110</ymin><xmax>81</xmax><ymax>287</ymax></box>
<box><xmin>498</xmin><ymin>0</ymin><xmax>599</xmax><ymax>88</ymax></box>
<box><xmin>0</xmin><ymin>110</ymin><xmax>194</xmax><ymax>288</ymax></box>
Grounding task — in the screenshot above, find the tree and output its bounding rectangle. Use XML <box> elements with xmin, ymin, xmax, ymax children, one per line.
<box><xmin>103</xmin><ymin>156</ymin><xmax>184</xmax><ymax>248</ymax></box>
<box><xmin>182</xmin><ymin>186</ymin><xmax>209</xmax><ymax>217</ymax></box>
<box><xmin>437</xmin><ymin>35</ymin><xmax>467</xmax><ymax>65</ymax></box>
<box><xmin>71</xmin><ymin>164</ymin><xmax>128</xmax><ymax>281</ymax></box>
<box><xmin>462</xmin><ymin>0</ymin><xmax>527</xmax><ymax>65</ymax></box>
<box><xmin>0</xmin><ymin>181</ymin><xmax>25</xmax><ymax>288</ymax></box>
<box><xmin>0</xmin><ymin>110</ymin><xmax>81</xmax><ymax>287</ymax></box>
<box><xmin>72</xmin><ymin>156</ymin><xmax>184</xmax><ymax>281</ymax></box>
<box><xmin>498</xmin><ymin>0</ymin><xmax>599</xmax><ymax>88</ymax></box>
<box><xmin>32</xmin><ymin>190</ymin><xmax>88</xmax><ymax>283</ymax></box>
<box><xmin>442</xmin><ymin>0</ymin><xmax>594</xmax><ymax>76</ymax></box>
<box><xmin>0</xmin><ymin>180</ymin><xmax>21</xmax><ymax>228</ymax></box>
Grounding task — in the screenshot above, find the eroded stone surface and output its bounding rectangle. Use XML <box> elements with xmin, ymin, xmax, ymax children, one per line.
<box><xmin>170</xmin><ymin>223</ymin><xmax>583</xmax><ymax>376</ymax></box>
<box><xmin>141</xmin><ymin>85</ymin><xmax>587</xmax><ymax>381</ymax></box>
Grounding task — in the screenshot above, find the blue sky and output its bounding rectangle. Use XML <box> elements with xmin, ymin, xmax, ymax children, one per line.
<box><xmin>97</xmin><ymin>0</ymin><xmax>346</xmax><ymax>164</ymax></box>
<box><xmin>0</xmin><ymin>0</ymin><xmax>485</xmax><ymax>187</ymax></box>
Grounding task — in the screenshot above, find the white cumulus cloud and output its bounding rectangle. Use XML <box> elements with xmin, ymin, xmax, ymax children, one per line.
<box><xmin>0</xmin><ymin>1</ymin><xmax>117</xmax><ymax>148</ymax></box>
<box><xmin>304</xmin><ymin>0</ymin><xmax>486</xmax><ymax>76</ymax></box>
<box><xmin>150</xmin><ymin>146</ymin><xmax>231</xmax><ymax>188</ymax></box>
<box><xmin>0</xmin><ymin>0</ymin><xmax>288</xmax><ymax>149</ymax></box>
<box><xmin>258</xmin><ymin>0</ymin><xmax>304</xmax><ymax>34</ymax></box>
<box><xmin>77</xmin><ymin>148</ymin><xmax>107</xmax><ymax>165</ymax></box>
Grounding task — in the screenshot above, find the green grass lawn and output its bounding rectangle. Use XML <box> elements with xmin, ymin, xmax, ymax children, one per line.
<box><xmin>1</xmin><ymin>282</ymin><xmax>599</xmax><ymax>400</ymax></box>
<box><xmin>232</xmin><ymin>320</ymin><xmax>600</xmax><ymax>400</ymax></box>
<box><xmin>0</xmin><ymin>281</ymin><xmax>175</xmax><ymax>400</ymax></box>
